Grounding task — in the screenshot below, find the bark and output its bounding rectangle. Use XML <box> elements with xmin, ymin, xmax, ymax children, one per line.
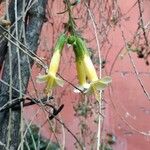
<box><xmin>0</xmin><ymin>0</ymin><xmax>48</xmax><ymax>149</ymax></box>
<box><xmin>0</xmin><ymin>0</ymin><xmax>25</xmax><ymax>70</ymax></box>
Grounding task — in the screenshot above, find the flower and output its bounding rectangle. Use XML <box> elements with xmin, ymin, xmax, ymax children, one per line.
<box><xmin>72</xmin><ymin>36</ymin><xmax>112</xmax><ymax>99</ymax></box>
<box><xmin>37</xmin><ymin>50</ymin><xmax>64</xmax><ymax>94</ymax></box>
<box><xmin>82</xmin><ymin>54</ymin><xmax>112</xmax><ymax>95</ymax></box>
<box><xmin>36</xmin><ymin>34</ymin><xmax>67</xmax><ymax>94</ymax></box>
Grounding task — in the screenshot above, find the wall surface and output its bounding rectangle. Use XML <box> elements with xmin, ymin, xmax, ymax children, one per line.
<box><xmin>1</xmin><ymin>0</ymin><xmax>150</xmax><ymax>149</ymax></box>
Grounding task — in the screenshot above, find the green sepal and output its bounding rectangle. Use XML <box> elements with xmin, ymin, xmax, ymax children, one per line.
<box><xmin>54</xmin><ymin>33</ymin><xmax>67</xmax><ymax>53</ymax></box>
<box><xmin>67</xmin><ymin>35</ymin><xmax>76</xmax><ymax>44</ymax></box>
<box><xmin>72</xmin><ymin>36</ymin><xmax>90</xmax><ymax>61</ymax></box>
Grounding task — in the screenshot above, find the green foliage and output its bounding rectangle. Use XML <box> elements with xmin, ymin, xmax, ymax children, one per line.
<box><xmin>24</xmin><ymin>125</ymin><xmax>60</xmax><ymax>150</ymax></box>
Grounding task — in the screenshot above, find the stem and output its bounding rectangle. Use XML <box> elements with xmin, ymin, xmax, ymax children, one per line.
<box><xmin>6</xmin><ymin>0</ymin><xmax>12</xmax><ymax>149</ymax></box>
<box><xmin>84</xmin><ymin>2</ymin><xmax>102</xmax><ymax>150</ymax></box>
<box><xmin>64</xmin><ymin>0</ymin><xmax>76</xmax><ymax>34</ymax></box>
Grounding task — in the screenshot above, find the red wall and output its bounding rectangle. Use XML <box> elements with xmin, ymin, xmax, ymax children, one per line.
<box><xmin>1</xmin><ymin>0</ymin><xmax>150</xmax><ymax>149</ymax></box>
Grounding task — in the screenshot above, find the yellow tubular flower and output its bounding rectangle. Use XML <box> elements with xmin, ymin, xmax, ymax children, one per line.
<box><xmin>72</xmin><ymin>36</ymin><xmax>112</xmax><ymax>99</ymax></box>
<box><xmin>36</xmin><ymin>33</ymin><xmax>67</xmax><ymax>94</ymax></box>
<box><xmin>83</xmin><ymin>55</ymin><xmax>111</xmax><ymax>99</ymax></box>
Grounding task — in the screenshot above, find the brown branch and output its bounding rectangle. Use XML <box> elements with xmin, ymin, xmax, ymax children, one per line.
<box><xmin>137</xmin><ymin>0</ymin><xmax>149</xmax><ymax>47</ymax></box>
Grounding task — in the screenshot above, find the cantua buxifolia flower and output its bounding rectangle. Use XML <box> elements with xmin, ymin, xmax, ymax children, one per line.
<box><xmin>71</xmin><ymin>35</ymin><xmax>111</xmax><ymax>99</ymax></box>
<box><xmin>68</xmin><ymin>35</ymin><xmax>90</xmax><ymax>93</ymax></box>
<box><xmin>37</xmin><ymin>33</ymin><xmax>67</xmax><ymax>94</ymax></box>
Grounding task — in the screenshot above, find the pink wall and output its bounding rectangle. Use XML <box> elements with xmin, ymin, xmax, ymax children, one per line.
<box><xmin>104</xmin><ymin>0</ymin><xmax>150</xmax><ymax>150</ymax></box>
<box><xmin>0</xmin><ymin>0</ymin><xmax>148</xmax><ymax>149</ymax></box>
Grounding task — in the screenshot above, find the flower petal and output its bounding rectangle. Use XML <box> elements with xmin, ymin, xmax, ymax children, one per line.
<box><xmin>55</xmin><ymin>77</ymin><xmax>64</xmax><ymax>87</ymax></box>
<box><xmin>36</xmin><ymin>74</ymin><xmax>49</xmax><ymax>83</ymax></box>
<box><xmin>36</xmin><ymin>73</ymin><xmax>64</xmax><ymax>94</ymax></box>
<box><xmin>73</xmin><ymin>83</ymin><xmax>90</xmax><ymax>93</ymax></box>
<box><xmin>84</xmin><ymin>77</ymin><xmax>111</xmax><ymax>95</ymax></box>
<box><xmin>73</xmin><ymin>86</ymin><xmax>85</xmax><ymax>93</ymax></box>
<box><xmin>45</xmin><ymin>74</ymin><xmax>64</xmax><ymax>90</ymax></box>
<box><xmin>92</xmin><ymin>80</ymin><xmax>108</xmax><ymax>90</ymax></box>
<box><xmin>100</xmin><ymin>76</ymin><xmax>112</xmax><ymax>84</ymax></box>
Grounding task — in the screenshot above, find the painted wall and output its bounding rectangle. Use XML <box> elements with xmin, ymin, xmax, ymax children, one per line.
<box><xmin>1</xmin><ymin>0</ymin><xmax>150</xmax><ymax>149</ymax></box>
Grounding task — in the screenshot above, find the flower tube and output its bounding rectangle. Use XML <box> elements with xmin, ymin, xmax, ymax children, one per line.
<box><xmin>36</xmin><ymin>33</ymin><xmax>67</xmax><ymax>94</ymax></box>
<box><xmin>74</xmin><ymin>59</ymin><xmax>90</xmax><ymax>93</ymax></box>
<box><xmin>69</xmin><ymin>36</ymin><xmax>90</xmax><ymax>93</ymax></box>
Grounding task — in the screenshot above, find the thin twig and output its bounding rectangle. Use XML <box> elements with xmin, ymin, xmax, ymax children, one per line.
<box><xmin>120</xmin><ymin>26</ymin><xmax>150</xmax><ymax>101</ymax></box>
<box><xmin>84</xmin><ymin>2</ymin><xmax>103</xmax><ymax>150</ymax></box>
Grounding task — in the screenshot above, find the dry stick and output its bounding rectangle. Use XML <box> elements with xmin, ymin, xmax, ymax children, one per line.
<box><xmin>17</xmin><ymin>109</ymin><xmax>41</xmax><ymax>150</ymax></box>
<box><xmin>21</xmin><ymin>5</ymin><xmax>40</xmax><ymax>100</ymax></box>
<box><xmin>57</xmin><ymin>73</ymin><xmax>84</xmax><ymax>93</ymax></box>
<box><xmin>128</xmin><ymin>53</ymin><xmax>150</xmax><ymax>100</ymax></box>
<box><xmin>32</xmin><ymin>100</ymin><xmax>65</xmax><ymax>150</ymax></box>
<box><xmin>24</xmin><ymin>140</ymin><xmax>30</xmax><ymax>150</ymax></box>
<box><xmin>120</xmin><ymin>26</ymin><xmax>150</xmax><ymax>101</ymax></box>
<box><xmin>22</xmin><ymin>0</ymin><xmax>45</xmax><ymax>100</ymax></box>
<box><xmin>0</xmin><ymin>141</ymin><xmax>8</xmax><ymax>150</ymax></box>
<box><xmin>20</xmin><ymin>2</ymin><xmax>38</xmax><ymax>148</ymax></box>
<box><xmin>0</xmin><ymin>79</ymin><xmax>26</xmax><ymax>97</ymax></box>
<box><xmin>0</xmin><ymin>0</ymin><xmax>37</xmax><ymax>68</ymax></box>
<box><xmin>14</xmin><ymin>1</ymin><xmax>24</xmax><ymax>150</ymax></box>
<box><xmin>84</xmin><ymin>3</ymin><xmax>103</xmax><ymax>150</ymax></box>
<box><xmin>3</xmin><ymin>34</ymin><xmax>47</xmax><ymax>69</ymax></box>
<box><xmin>59</xmin><ymin>113</ymin><xmax>66</xmax><ymax>150</ymax></box>
<box><xmin>28</xmin><ymin>127</ymin><xmax>37</xmax><ymax>150</ymax></box>
<box><xmin>0</xmin><ymin>25</ymin><xmax>48</xmax><ymax>70</ymax></box>
<box><xmin>5</xmin><ymin>0</ymin><xmax>13</xmax><ymax>149</ymax></box>
<box><xmin>123</xmin><ymin>1</ymin><xmax>138</xmax><ymax>16</ymax></box>
<box><xmin>38</xmin><ymin>100</ymin><xmax>84</xmax><ymax>150</ymax></box>
<box><xmin>111</xmin><ymin>25</ymin><xmax>150</xmax><ymax>136</ymax></box>
<box><xmin>51</xmin><ymin>115</ymin><xmax>84</xmax><ymax>150</ymax></box>
<box><xmin>109</xmin><ymin>47</ymin><xmax>124</xmax><ymax>75</ymax></box>
<box><xmin>0</xmin><ymin>78</ymin><xmax>83</xmax><ymax>149</ymax></box>
<box><xmin>137</xmin><ymin>0</ymin><xmax>149</xmax><ymax>47</ymax></box>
